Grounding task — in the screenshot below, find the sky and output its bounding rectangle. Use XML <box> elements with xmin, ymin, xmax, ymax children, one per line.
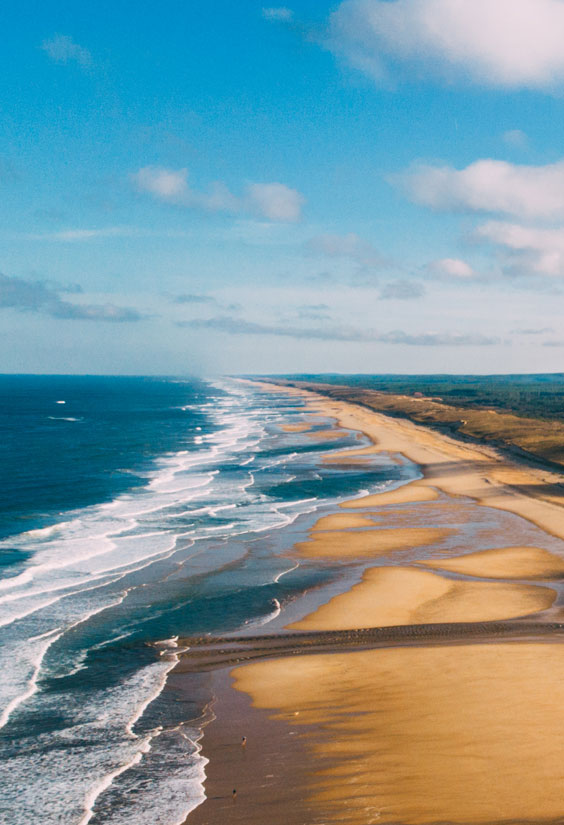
<box><xmin>2</xmin><ymin>0</ymin><xmax>564</xmax><ymax>375</ymax></box>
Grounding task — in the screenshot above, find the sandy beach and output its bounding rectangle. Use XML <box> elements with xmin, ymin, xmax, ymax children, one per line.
<box><xmin>183</xmin><ymin>380</ymin><xmax>564</xmax><ymax>824</ymax></box>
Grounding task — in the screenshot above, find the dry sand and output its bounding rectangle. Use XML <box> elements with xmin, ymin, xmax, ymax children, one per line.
<box><xmin>422</xmin><ymin>544</ymin><xmax>564</xmax><ymax>580</ymax></box>
<box><xmin>289</xmin><ymin>565</ymin><xmax>555</xmax><ymax>630</ymax></box>
<box><xmin>310</xmin><ymin>512</ymin><xmax>380</xmax><ymax>531</ymax></box>
<box><xmin>341</xmin><ymin>482</ymin><xmax>439</xmax><ymax>508</ymax></box>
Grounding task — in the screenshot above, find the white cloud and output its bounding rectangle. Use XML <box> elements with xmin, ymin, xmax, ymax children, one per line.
<box><xmin>27</xmin><ymin>227</ymin><xmax>139</xmax><ymax>242</ymax></box>
<box><xmin>262</xmin><ymin>7</ymin><xmax>294</xmax><ymax>21</ymax></box>
<box><xmin>132</xmin><ymin>167</ymin><xmax>189</xmax><ymax>203</ymax></box>
<box><xmin>329</xmin><ymin>0</ymin><xmax>564</xmax><ymax>89</ymax></box>
<box><xmin>400</xmin><ymin>158</ymin><xmax>564</xmax><ymax>221</ymax></box>
<box><xmin>41</xmin><ymin>34</ymin><xmax>92</xmax><ymax>67</ymax></box>
<box><xmin>427</xmin><ymin>258</ymin><xmax>477</xmax><ymax>280</ymax></box>
<box><xmin>474</xmin><ymin>221</ymin><xmax>564</xmax><ymax>277</ymax></box>
<box><xmin>246</xmin><ymin>183</ymin><xmax>304</xmax><ymax>222</ymax></box>
<box><xmin>132</xmin><ymin>167</ymin><xmax>304</xmax><ymax>222</ymax></box>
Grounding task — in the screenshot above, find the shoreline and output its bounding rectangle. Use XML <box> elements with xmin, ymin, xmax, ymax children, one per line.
<box><xmin>183</xmin><ymin>380</ymin><xmax>564</xmax><ymax>824</ymax></box>
<box><xmin>251</xmin><ymin>378</ymin><xmax>564</xmax><ymax>541</ymax></box>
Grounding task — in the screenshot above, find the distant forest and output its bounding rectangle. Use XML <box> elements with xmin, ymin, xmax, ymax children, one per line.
<box><xmin>277</xmin><ymin>374</ymin><xmax>564</xmax><ymax>423</ymax></box>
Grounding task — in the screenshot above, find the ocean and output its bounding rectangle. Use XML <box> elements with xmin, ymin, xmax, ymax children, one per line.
<box><xmin>0</xmin><ymin>375</ymin><xmax>415</xmax><ymax>824</ymax></box>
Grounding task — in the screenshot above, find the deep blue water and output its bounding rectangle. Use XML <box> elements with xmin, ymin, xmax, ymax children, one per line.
<box><xmin>0</xmin><ymin>376</ymin><xmax>412</xmax><ymax>825</ymax></box>
<box><xmin>0</xmin><ymin>376</ymin><xmax>213</xmax><ymax>541</ymax></box>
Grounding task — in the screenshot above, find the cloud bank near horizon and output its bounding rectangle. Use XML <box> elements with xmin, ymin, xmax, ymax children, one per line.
<box><xmin>180</xmin><ymin>315</ymin><xmax>499</xmax><ymax>346</ymax></box>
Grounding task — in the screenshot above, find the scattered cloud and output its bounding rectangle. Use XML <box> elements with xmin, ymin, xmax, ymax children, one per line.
<box><xmin>328</xmin><ymin>0</ymin><xmax>564</xmax><ymax>90</ymax></box>
<box><xmin>171</xmin><ymin>293</ymin><xmax>218</xmax><ymax>305</ymax></box>
<box><xmin>295</xmin><ymin>303</ymin><xmax>332</xmax><ymax>320</ymax></box>
<box><xmin>26</xmin><ymin>227</ymin><xmax>139</xmax><ymax>242</ymax></box>
<box><xmin>400</xmin><ymin>158</ymin><xmax>564</xmax><ymax>221</ymax></box>
<box><xmin>473</xmin><ymin>221</ymin><xmax>564</xmax><ymax>277</ymax></box>
<box><xmin>179</xmin><ymin>315</ymin><xmax>498</xmax><ymax>345</ymax></box>
<box><xmin>379</xmin><ymin>279</ymin><xmax>425</xmax><ymax>299</ymax></box>
<box><xmin>246</xmin><ymin>183</ymin><xmax>304</xmax><ymax>222</ymax></box>
<box><xmin>377</xmin><ymin>330</ymin><xmax>499</xmax><ymax>346</ymax></box>
<box><xmin>49</xmin><ymin>303</ymin><xmax>144</xmax><ymax>322</ymax></box>
<box><xmin>0</xmin><ymin>273</ymin><xmax>145</xmax><ymax>322</ymax></box>
<box><xmin>132</xmin><ymin>167</ymin><xmax>189</xmax><ymax>203</ymax></box>
<box><xmin>132</xmin><ymin>167</ymin><xmax>304</xmax><ymax>222</ymax></box>
<box><xmin>41</xmin><ymin>34</ymin><xmax>92</xmax><ymax>68</ymax></box>
<box><xmin>426</xmin><ymin>258</ymin><xmax>478</xmax><ymax>280</ymax></box>
<box><xmin>543</xmin><ymin>339</ymin><xmax>564</xmax><ymax>347</ymax></box>
<box><xmin>307</xmin><ymin>232</ymin><xmax>385</xmax><ymax>267</ymax></box>
<box><xmin>262</xmin><ymin>7</ymin><xmax>294</xmax><ymax>22</ymax></box>
<box><xmin>503</xmin><ymin>129</ymin><xmax>529</xmax><ymax>150</ymax></box>
<box><xmin>510</xmin><ymin>326</ymin><xmax>554</xmax><ymax>335</ymax></box>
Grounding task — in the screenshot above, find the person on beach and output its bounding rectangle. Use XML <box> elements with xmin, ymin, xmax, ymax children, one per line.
<box><xmin>232</xmin><ymin>788</ymin><xmax>237</xmax><ymax>800</ymax></box>
<box><xmin>241</xmin><ymin>736</ymin><xmax>247</xmax><ymax>747</ymax></box>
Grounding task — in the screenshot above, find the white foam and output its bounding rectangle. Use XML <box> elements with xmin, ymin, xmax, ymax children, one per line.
<box><xmin>0</xmin><ymin>628</ymin><xmax>63</xmax><ymax>730</ymax></box>
<box><xmin>273</xmin><ymin>561</ymin><xmax>299</xmax><ymax>583</ymax></box>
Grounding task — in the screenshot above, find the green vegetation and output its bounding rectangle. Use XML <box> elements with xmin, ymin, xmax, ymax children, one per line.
<box><xmin>278</xmin><ymin>374</ymin><xmax>564</xmax><ymax>423</ymax></box>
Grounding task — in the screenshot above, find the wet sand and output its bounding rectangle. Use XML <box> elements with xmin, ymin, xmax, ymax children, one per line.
<box><xmin>279</xmin><ymin>422</ymin><xmax>313</xmax><ymax>433</ymax></box>
<box><xmin>295</xmin><ymin>526</ymin><xmax>454</xmax><ymax>558</ymax></box>
<box><xmin>233</xmin><ymin>642</ymin><xmax>564</xmax><ymax>824</ymax></box>
<box><xmin>185</xmin><ymin>668</ymin><xmax>323</xmax><ymax>825</ymax></box>
<box><xmin>185</xmin><ymin>380</ymin><xmax>564</xmax><ymax>824</ymax></box>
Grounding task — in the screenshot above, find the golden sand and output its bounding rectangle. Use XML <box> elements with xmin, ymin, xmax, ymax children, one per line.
<box><xmin>295</xmin><ymin>526</ymin><xmax>453</xmax><ymax>559</ymax></box>
<box><xmin>233</xmin><ymin>642</ymin><xmax>564</xmax><ymax>824</ymax></box>
<box><xmin>279</xmin><ymin>422</ymin><xmax>313</xmax><ymax>433</ymax></box>
<box><xmin>310</xmin><ymin>513</ymin><xmax>380</xmax><ymax>531</ymax></box>
<box><xmin>340</xmin><ymin>482</ymin><xmax>439</xmax><ymax>509</ymax></box>
<box><xmin>421</xmin><ymin>544</ymin><xmax>564</xmax><ymax>580</ymax></box>
<box><xmin>289</xmin><ymin>565</ymin><xmax>555</xmax><ymax>630</ymax></box>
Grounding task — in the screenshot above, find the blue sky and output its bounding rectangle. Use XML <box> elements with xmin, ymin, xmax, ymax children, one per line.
<box><xmin>2</xmin><ymin>0</ymin><xmax>564</xmax><ymax>374</ymax></box>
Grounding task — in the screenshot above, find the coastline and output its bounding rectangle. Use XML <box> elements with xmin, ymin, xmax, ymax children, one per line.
<box><xmin>182</xmin><ymin>379</ymin><xmax>564</xmax><ymax>824</ymax></box>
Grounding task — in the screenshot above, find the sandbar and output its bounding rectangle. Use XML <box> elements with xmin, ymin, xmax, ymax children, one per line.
<box><xmin>289</xmin><ymin>565</ymin><xmax>555</xmax><ymax>630</ymax></box>
<box><xmin>279</xmin><ymin>422</ymin><xmax>313</xmax><ymax>433</ymax></box>
<box><xmin>310</xmin><ymin>513</ymin><xmax>380</xmax><ymax>531</ymax></box>
<box><xmin>341</xmin><ymin>482</ymin><xmax>439</xmax><ymax>509</ymax></box>
<box><xmin>295</xmin><ymin>526</ymin><xmax>453</xmax><ymax>559</ymax></box>
<box><xmin>421</xmin><ymin>544</ymin><xmax>564</xmax><ymax>580</ymax></box>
